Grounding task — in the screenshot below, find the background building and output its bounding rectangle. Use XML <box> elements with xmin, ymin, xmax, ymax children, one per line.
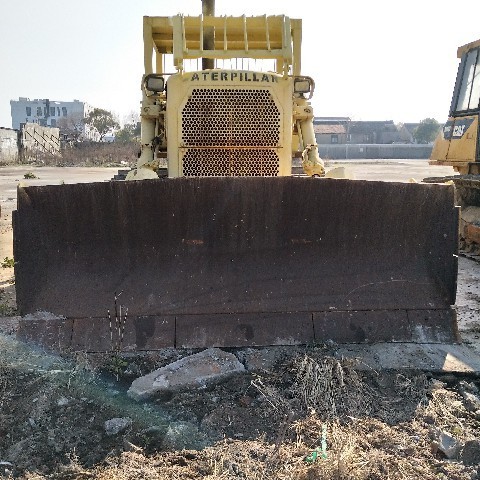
<box><xmin>10</xmin><ymin>98</ymin><xmax>100</xmax><ymax>141</ymax></box>
<box><xmin>314</xmin><ymin>117</ymin><xmax>434</xmax><ymax>159</ymax></box>
<box><xmin>0</xmin><ymin>124</ymin><xmax>60</xmax><ymax>164</ymax></box>
<box><xmin>313</xmin><ymin>117</ymin><xmax>350</xmax><ymax>145</ymax></box>
<box><xmin>0</xmin><ymin>127</ymin><xmax>19</xmax><ymax>163</ymax></box>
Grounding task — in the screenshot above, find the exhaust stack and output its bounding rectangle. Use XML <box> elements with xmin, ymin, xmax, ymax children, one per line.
<box><xmin>202</xmin><ymin>0</ymin><xmax>215</xmax><ymax>70</ymax></box>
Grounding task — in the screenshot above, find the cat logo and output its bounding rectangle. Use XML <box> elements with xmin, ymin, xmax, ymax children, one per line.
<box><xmin>451</xmin><ymin>118</ymin><xmax>474</xmax><ymax>139</ymax></box>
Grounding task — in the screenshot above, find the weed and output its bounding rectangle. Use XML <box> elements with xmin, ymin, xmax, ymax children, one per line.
<box><xmin>1</xmin><ymin>257</ymin><xmax>14</xmax><ymax>268</ymax></box>
<box><xmin>23</xmin><ymin>172</ymin><xmax>38</xmax><ymax>179</ymax></box>
<box><xmin>0</xmin><ymin>302</ymin><xmax>16</xmax><ymax>316</ymax></box>
<box><xmin>107</xmin><ymin>354</ymin><xmax>129</xmax><ymax>379</ymax></box>
<box><xmin>106</xmin><ymin>292</ymin><xmax>129</xmax><ymax>380</ymax></box>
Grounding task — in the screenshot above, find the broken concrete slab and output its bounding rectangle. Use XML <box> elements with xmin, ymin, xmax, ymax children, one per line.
<box><xmin>235</xmin><ymin>342</ymin><xmax>480</xmax><ymax>374</ymax></box>
<box><xmin>333</xmin><ymin>343</ymin><xmax>480</xmax><ymax>373</ymax></box>
<box><xmin>127</xmin><ymin>348</ymin><xmax>245</xmax><ymax>401</ymax></box>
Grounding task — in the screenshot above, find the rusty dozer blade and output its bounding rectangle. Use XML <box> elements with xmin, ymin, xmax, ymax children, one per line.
<box><xmin>13</xmin><ymin>177</ymin><xmax>459</xmax><ymax>350</ymax></box>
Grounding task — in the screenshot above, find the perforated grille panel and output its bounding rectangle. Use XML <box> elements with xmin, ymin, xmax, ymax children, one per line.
<box><xmin>182</xmin><ymin>88</ymin><xmax>280</xmax><ymax>146</ymax></box>
<box><xmin>181</xmin><ymin>88</ymin><xmax>281</xmax><ymax>176</ymax></box>
<box><xmin>182</xmin><ymin>149</ymin><xmax>280</xmax><ymax>176</ymax></box>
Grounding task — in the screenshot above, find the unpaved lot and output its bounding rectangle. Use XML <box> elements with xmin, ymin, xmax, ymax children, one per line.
<box><xmin>0</xmin><ymin>162</ymin><xmax>480</xmax><ymax>479</ymax></box>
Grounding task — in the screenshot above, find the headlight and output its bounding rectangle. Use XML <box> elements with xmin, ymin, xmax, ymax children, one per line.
<box><xmin>294</xmin><ymin>76</ymin><xmax>315</xmax><ymax>98</ymax></box>
<box><xmin>144</xmin><ymin>74</ymin><xmax>165</xmax><ymax>93</ymax></box>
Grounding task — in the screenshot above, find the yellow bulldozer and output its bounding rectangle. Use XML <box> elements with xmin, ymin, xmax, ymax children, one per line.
<box><xmin>13</xmin><ymin>1</ymin><xmax>459</xmax><ymax>351</ymax></box>
<box><xmin>428</xmin><ymin>38</ymin><xmax>480</xmax><ymax>253</ymax></box>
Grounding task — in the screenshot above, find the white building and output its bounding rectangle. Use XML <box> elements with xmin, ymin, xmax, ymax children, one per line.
<box><xmin>10</xmin><ymin>98</ymin><xmax>100</xmax><ymax>141</ymax></box>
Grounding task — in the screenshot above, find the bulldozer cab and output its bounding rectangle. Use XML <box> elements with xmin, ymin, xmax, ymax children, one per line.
<box><xmin>428</xmin><ymin>38</ymin><xmax>480</xmax><ymax>252</ymax></box>
<box><xmin>430</xmin><ymin>39</ymin><xmax>480</xmax><ymax>174</ymax></box>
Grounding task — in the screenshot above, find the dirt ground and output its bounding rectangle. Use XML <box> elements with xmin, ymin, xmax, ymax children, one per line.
<box><xmin>1</xmin><ymin>161</ymin><xmax>480</xmax><ymax>479</ymax></box>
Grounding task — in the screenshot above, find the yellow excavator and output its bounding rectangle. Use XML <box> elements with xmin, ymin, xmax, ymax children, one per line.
<box><xmin>429</xmin><ymin>38</ymin><xmax>480</xmax><ymax>252</ymax></box>
<box><xmin>13</xmin><ymin>1</ymin><xmax>459</xmax><ymax>351</ymax></box>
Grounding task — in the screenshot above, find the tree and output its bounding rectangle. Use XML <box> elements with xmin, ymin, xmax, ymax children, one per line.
<box><xmin>115</xmin><ymin>123</ymin><xmax>139</xmax><ymax>143</ymax></box>
<box><xmin>57</xmin><ymin>112</ymin><xmax>85</xmax><ymax>142</ymax></box>
<box><xmin>85</xmin><ymin>108</ymin><xmax>119</xmax><ymax>141</ymax></box>
<box><xmin>115</xmin><ymin>111</ymin><xmax>141</xmax><ymax>144</ymax></box>
<box><xmin>413</xmin><ymin>118</ymin><xmax>441</xmax><ymax>144</ymax></box>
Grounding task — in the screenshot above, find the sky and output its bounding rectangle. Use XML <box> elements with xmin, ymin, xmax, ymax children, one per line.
<box><xmin>1</xmin><ymin>0</ymin><xmax>480</xmax><ymax>128</ymax></box>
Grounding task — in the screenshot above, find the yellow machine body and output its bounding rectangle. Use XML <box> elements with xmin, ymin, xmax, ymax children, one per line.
<box><xmin>165</xmin><ymin>70</ymin><xmax>294</xmax><ymax>177</ymax></box>
<box><xmin>427</xmin><ymin>38</ymin><xmax>480</xmax><ymax>252</ymax></box>
<box><xmin>430</xmin><ymin>39</ymin><xmax>480</xmax><ymax>174</ymax></box>
<box><xmin>127</xmin><ymin>13</ymin><xmax>324</xmax><ymax>180</ymax></box>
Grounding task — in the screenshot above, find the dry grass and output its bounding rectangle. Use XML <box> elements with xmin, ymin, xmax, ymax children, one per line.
<box><xmin>21</xmin><ymin>142</ymin><xmax>138</xmax><ymax>167</ymax></box>
<box><xmin>8</xmin><ymin>354</ymin><xmax>480</xmax><ymax>479</ymax></box>
<box><xmin>29</xmin><ymin>416</ymin><xmax>474</xmax><ymax>480</ymax></box>
<box><xmin>292</xmin><ymin>355</ymin><xmax>376</xmax><ymax>419</ymax></box>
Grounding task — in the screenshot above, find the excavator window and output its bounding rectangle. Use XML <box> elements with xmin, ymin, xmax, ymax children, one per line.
<box><xmin>453</xmin><ymin>48</ymin><xmax>480</xmax><ymax>114</ymax></box>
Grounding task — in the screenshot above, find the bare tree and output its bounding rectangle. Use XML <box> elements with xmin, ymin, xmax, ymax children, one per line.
<box><xmin>57</xmin><ymin>112</ymin><xmax>86</xmax><ymax>142</ymax></box>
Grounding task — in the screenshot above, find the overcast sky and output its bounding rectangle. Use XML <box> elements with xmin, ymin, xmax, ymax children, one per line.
<box><xmin>1</xmin><ymin>0</ymin><xmax>480</xmax><ymax>128</ymax></box>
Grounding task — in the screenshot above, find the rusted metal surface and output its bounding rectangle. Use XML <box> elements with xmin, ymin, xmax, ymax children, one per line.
<box><xmin>17</xmin><ymin>317</ymin><xmax>73</xmax><ymax>350</ymax></box>
<box><xmin>175</xmin><ymin>312</ymin><xmax>314</xmax><ymax>348</ymax></box>
<box><xmin>407</xmin><ymin>309</ymin><xmax>460</xmax><ymax>343</ymax></box>
<box><xmin>313</xmin><ymin>310</ymin><xmax>412</xmax><ymax>344</ymax></box>
<box><xmin>70</xmin><ymin>316</ymin><xmax>175</xmax><ymax>352</ymax></box>
<box><xmin>13</xmin><ymin>177</ymin><xmax>458</xmax><ymax>348</ymax></box>
<box><xmin>313</xmin><ymin>308</ymin><xmax>458</xmax><ymax>345</ymax></box>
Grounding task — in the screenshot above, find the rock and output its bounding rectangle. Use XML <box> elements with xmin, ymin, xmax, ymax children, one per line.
<box><xmin>127</xmin><ymin>348</ymin><xmax>245</xmax><ymax>401</ymax></box>
<box><xmin>459</xmin><ymin>380</ymin><xmax>479</xmax><ymax>394</ymax></box>
<box><xmin>436</xmin><ymin>431</ymin><xmax>461</xmax><ymax>459</ymax></box>
<box><xmin>458</xmin><ymin>382</ymin><xmax>480</xmax><ymax>412</ymax></box>
<box><xmin>162</xmin><ymin>421</ymin><xmax>206</xmax><ymax>450</ymax></box>
<box><xmin>123</xmin><ymin>439</ymin><xmax>143</xmax><ymax>453</ymax></box>
<box><xmin>423</xmin><ymin>414</ymin><xmax>435</xmax><ymax>425</ymax></box>
<box><xmin>57</xmin><ymin>397</ymin><xmax>69</xmax><ymax>407</ymax></box>
<box><xmin>104</xmin><ymin>417</ymin><xmax>132</xmax><ymax>436</ymax></box>
<box><xmin>460</xmin><ymin>439</ymin><xmax>480</xmax><ymax>466</ymax></box>
<box><xmin>0</xmin><ymin>461</ymin><xmax>14</xmax><ymax>476</ymax></box>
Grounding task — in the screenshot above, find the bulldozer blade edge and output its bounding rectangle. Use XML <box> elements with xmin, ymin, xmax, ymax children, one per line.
<box><xmin>13</xmin><ymin>177</ymin><xmax>459</xmax><ymax>350</ymax></box>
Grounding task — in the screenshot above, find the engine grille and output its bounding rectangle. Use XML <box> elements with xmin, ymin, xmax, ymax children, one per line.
<box><xmin>182</xmin><ymin>148</ymin><xmax>280</xmax><ymax>176</ymax></box>
<box><xmin>181</xmin><ymin>88</ymin><xmax>281</xmax><ymax>176</ymax></box>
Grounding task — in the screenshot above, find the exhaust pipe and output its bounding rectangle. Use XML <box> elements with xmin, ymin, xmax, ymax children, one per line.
<box><xmin>202</xmin><ymin>0</ymin><xmax>215</xmax><ymax>70</ymax></box>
